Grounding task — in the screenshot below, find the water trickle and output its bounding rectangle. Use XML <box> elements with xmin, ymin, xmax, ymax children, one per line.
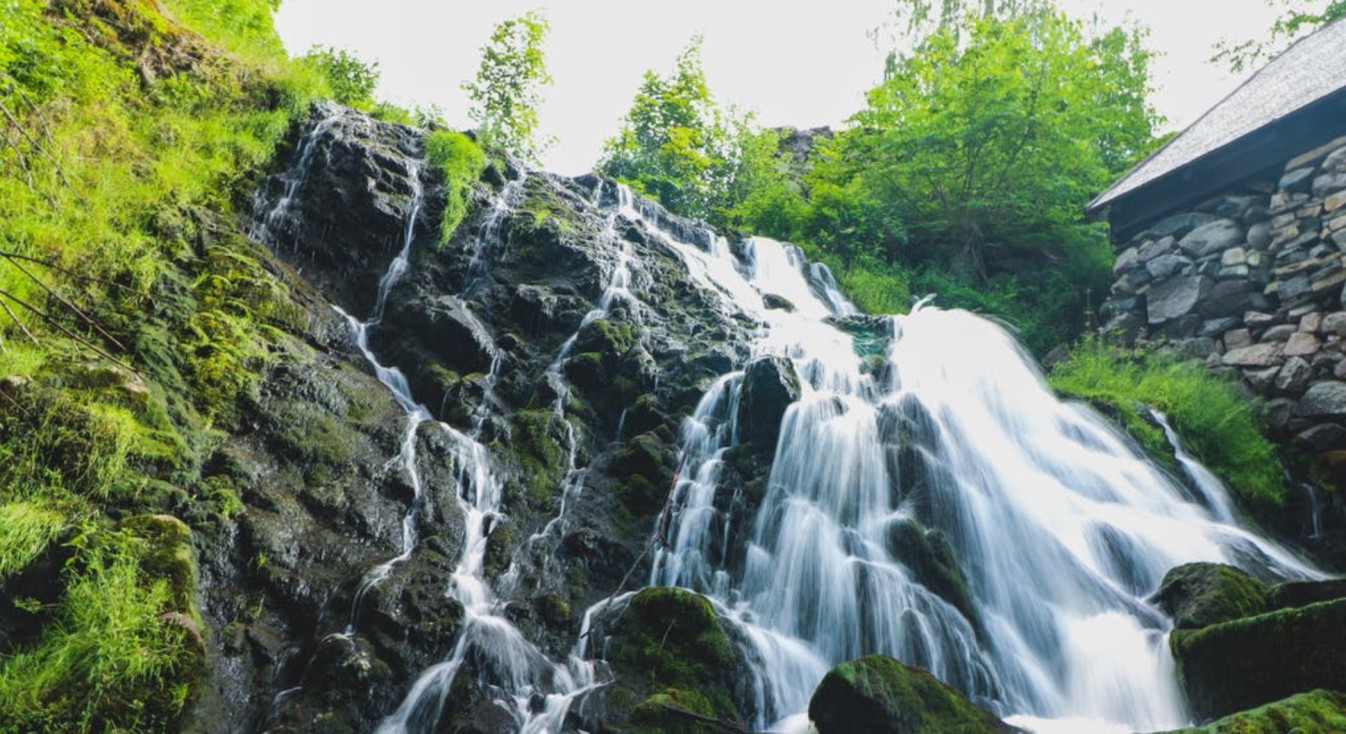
<box><xmin>249</xmin><ymin>110</ymin><xmax>342</xmax><ymax>245</ymax></box>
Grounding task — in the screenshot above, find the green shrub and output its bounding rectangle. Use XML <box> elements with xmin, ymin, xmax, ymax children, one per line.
<box><xmin>1049</xmin><ymin>339</ymin><xmax>1286</xmax><ymax>507</ymax></box>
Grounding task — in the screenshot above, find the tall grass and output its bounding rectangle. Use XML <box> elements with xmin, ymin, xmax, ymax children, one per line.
<box><xmin>0</xmin><ymin>503</ymin><xmax>65</xmax><ymax>582</ymax></box>
<box><xmin>425</xmin><ymin>129</ymin><xmax>487</xmax><ymax>245</ymax></box>
<box><xmin>1049</xmin><ymin>339</ymin><xmax>1286</xmax><ymax>508</ymax></box>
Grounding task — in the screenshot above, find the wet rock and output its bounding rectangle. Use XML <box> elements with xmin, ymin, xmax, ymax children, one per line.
<box><xmin>597</xmin><ymin>587</ymin><xmax>746</xmax><ymax>730</ymax></box>
<box><xmin>808</xmin><ymin>655</ymin><xmax>1011</xmax><ymax>734</ymax></box>
<box><xmin>736</xmin><ymin>355</ymin><xmax>802</xmax><ymax>450</ymax></box>
<box><xmin>1152</xmin><ymin>563</ymin><xmax>1269</xmax><ymax>631</ymax></box>
<box><xmin>762</xmin><ymin>293</ymin><xmax>796</xmax><ymax>312</ymax></box>
<box><xmin>887</xmin><ymin>519</ymin><xmax>976</xmax><ymax>625</ymax></box>
<box><xmin>1170</xmin><ymin>599</ymin><xmax>1346</xmax><ymax>720</ymax></box>
<box><xmin>1269</xmin><ymin>579</ymin><xmax>1346</xmax><ymax>610</ymax></box>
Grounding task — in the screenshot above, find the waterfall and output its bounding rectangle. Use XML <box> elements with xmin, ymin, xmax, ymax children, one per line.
<box><xmin>632</xmin><ymin>218</ymin><xmax>1320</xmax><ymax>731</ymax></box>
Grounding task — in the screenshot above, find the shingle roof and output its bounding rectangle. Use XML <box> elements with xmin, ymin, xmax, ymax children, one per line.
<box><xmin>1088</xmin><ymin>18</ymin><xmax>1346</xmax><ymax>214</ymax></box>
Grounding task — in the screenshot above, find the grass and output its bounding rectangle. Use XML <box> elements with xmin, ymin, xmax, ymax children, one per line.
<box><xmin>0</xmin><ymin>529</ymin><xmax>203</xmax><ymax>734</ymax></box>
<box><xmin>425</xmin><ymin>129</ymin><xmax>487</xmax><ymax>245</ymax></box>
<box><xmin>0</xmin><ymin>503</ymin><xmax>66</xmax><ymax>582</ymax></box>
<box><xmin>1049</xmin><ymin>338</ymin><xmax>1287</xmax><ymax>508</ymax></box>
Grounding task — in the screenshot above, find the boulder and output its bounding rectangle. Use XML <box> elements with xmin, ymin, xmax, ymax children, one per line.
<box><xmin>1269</xmin><ymin>579</ymin><xmax>1346</xmax><ymax>610</ymax></box>
<box><xmin>1148</xmin><ymin>276</ymin><xmax>1211</xmax><ymax>325</ymax></box>
<box><xmin>736</xmin><ymin>356</ymin><xmax>802</xmax><ymax>450</ymax></box>
<box><xmin>887</xmin><ymin>520</ymin><xmax>976</xmax><ymax>625</ymax></box>
<box><xmin>1148</xmin><ymin>690</ymin><xmax>1346</xmax><ymax>733</ymax></box>
<box><xmin>1274</xmin><ymin>357</ymin><xmax>1312</xmax><ymax>394</ymax></box>
<box><xmin>1152</xmin><ymin>563</ymin><xmax>1269</xmax><ymax>631</ymax></box>
<box><xmin>1170</xmin><ymin>599</ymin><xmax>1346</xmax><ymax>719</ymax></box>
<box><xmin>1294</xmin><ymin>424</ymin><xmax>1346</xmax><ymax>452</ymax></box>
<box><xmin>1297</xmin><ymin>382</ymin><xmax>1346</xmax><ymax>417</ymax></box>
<box><xmin>1178</xmin><ymin>220</ymin><xmax>1244</xmax><ymax>259</ymax></box>
<box><xmin>1146</xmin><ymin>254</ymin><xmax>1192</xmax><ymax>280</ymax></box>
<box><xmin>808</xmin><ymin>655</ymin><xmax>1011</xmax><ymax>734</ymax></box>
<box><xmin>1198</xmin><ymin>280</ymin><xmax>1254</xmax><ymax>319</ymax></box>
<box><xmin>1279</xmin><ymin>167</ymin><xmax>1315</xmax><ymax>193</ymax></box>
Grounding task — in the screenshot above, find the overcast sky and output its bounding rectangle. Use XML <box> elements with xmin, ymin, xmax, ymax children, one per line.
<box><xmin>274</xmin><ymin>1</ymin><xmax>1285</xmax><ymax>175</ymax></box>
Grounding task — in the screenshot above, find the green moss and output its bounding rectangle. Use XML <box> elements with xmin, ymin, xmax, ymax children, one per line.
<box><xmin>1156</xmin><ymin>689</ymin><xmax>1346</xmax><ymax>733</ymax></box>
<box><xmin>605</xmin><ymin>587</ymin><xmax>739</xmax><ymax>722</ymax></box>
<box><xmin>1049</xmin><ymin>339</ymin><xmax>1287</xmax><ymax>508</ymax></box>
<box><xmin>424</xmin><ymin>130</ymin><xmax>487</xmax><ymax>245</ymax></box>
<box><xmin>809</xmin><ymin>655</ymin><xmax>1008</xmax><ymax>734</ymax></box>
<box><xmin>1171</xmin><ymin>599</ymin><xmax>1346</xmax><ymax>720</ymax></box>
<box><xmin>1154</xmin><ymin>563</ymin><xmax>1269</xmax><ymax>630</ymax></box>
<box><xmin>630</xmin><ymin>688</ymin><xmax>723</xmax><ymax>734</ymax></box>
<box><xmin>505</xmin><ymin>409</ymin><xmax>567</xmax><ymax>502</ymax></box>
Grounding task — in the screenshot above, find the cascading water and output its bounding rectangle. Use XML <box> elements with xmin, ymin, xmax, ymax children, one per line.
<box><xmin>639</xmin><ymin>220</ymin><xmax>1322</xmax><ymax>732</ymax></box>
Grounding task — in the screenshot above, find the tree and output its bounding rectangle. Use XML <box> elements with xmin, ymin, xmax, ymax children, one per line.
<box><xmin>462</xmin><ymin>10</ymin><xmax>554</xmax><ymax>162</ymax></box>
<box><xmin>598</xmin><ymin>37</ymin><xmax>787</xmax><ymax>226</ymax></box>
<box><xmin>302</xmin><ymin>46</ymin><xmax>379</xmax><ymax>109</ymax></box>
<box><xmin>1213</xmin><ymin>0</ymin><xmax>1346</xmax><ymax>71</ymax></box>
<box><xmin>844</xmin><ymin>5</ymin><xmax>1158</xmax><ymax>278</ymax></box>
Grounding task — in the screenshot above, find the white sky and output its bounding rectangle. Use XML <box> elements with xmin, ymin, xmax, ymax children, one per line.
<box><xmin>274</xmin><ymin>0</ymin><xmax>1285</xmax><ymax>176</ymax></box>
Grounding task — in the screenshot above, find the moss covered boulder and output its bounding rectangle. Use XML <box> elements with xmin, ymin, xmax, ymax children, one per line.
<box><xmin>1150</xmin><ymin>689</ymin><xmax>1346</xmax><ymax>733</ymax></box>
<box><xmin>887</xmin><ymin>519</ymin><xmax>976</xmax><ymax>626</ymax></box>
<box><xmin>809</xmin><ymin>655</ymin><xmax>1010</xmax><ymax>734</ymax></box>
<box><xmin>1170</xmin><ymin>599</ymin><xmax>1346</xmax><ymax>720</ymax></box>
<box><xmin>601</xmin><ymin>587</ymin><xmax>746</xmax><ymax>731</ymax></box>
<box><xmin>1152</xmin><ymin>563</ymin><xmax>1269</xmax><ymax>630</ymax></box>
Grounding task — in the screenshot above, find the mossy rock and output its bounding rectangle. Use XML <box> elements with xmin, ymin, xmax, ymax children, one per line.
<box><xmin>736</xmin><ymin>355</ymin><xmax>801</xmax><ymax>450</ymax></box>
<box><xmin>604</xmin><ymin>587</ymin><xmax>742</xmax><ymax>727</ymax></box>
<box><xmin>118</xmin><ymin>514</ymin><xmax>196</xmax><ymax>611</ymax></box>
<box><xmin>630</xmin><ymin>688</ymin><xmax>726</xmax><ymax>734</ymax></box>
<box><xmin>1268</xmin><ymin>578</ymin><xmax>1346</xmax><ymax>610</ymax></box>
<box><xmin>808</xmin><ymin>655</ymin><xmax>1011</xmax><ymax>734</ymax></box>
<box><xmin>1153</xmin><ymin>563</ymin><xmax>1269</xmax><ymax>630</ymax></box>
<box><xmin>1170</xmin><ymin>598</ymin><xmax>1346</xmax><ymax>720</ymax></box>
<box><xmin>1149</xmin><ymin>689</ymin><xmax>1346</xmax><ymax>733</ymax></box>
<box><xmin>887</xmin><ymin>519</ymin><xmax>976</xmax><ymax>626</ymax></box>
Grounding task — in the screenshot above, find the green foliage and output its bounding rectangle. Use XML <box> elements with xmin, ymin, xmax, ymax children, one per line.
<box><xmin>462</xmin><ymin>9</ymin><xmax>553</xmax><ymax>161</ymax></box>
<box><xmin>1213</xmin><ymin>1</ymin><xmax>1346</xmax><ymax>72</ymax></box>
<box><xmin>849</xmin><ymin>7</ymin><xmax>1157</xmax><ymax>278</ymax></box>
<box><xmin>160</xmin><ymin>0</ymin><xmax>287</xmax><ymax>63</ymax></box>
<box><xmin>599</xmin><ymin>37</ymin><xmax>788</xmax><ymax>228</ymax></box>
<box><xmin>424</xmin><ymin>130</ymin><xmax>487</xmax><ymax>244</ymax></box>
<box><xmin>0</xmin><ymin>528</ymin><xmax>204</xmax><ymax>733</ymax></box>
<box><xmin>301</xmin><ymin>45</ymin><xmax>380</xmax><ymax>109</ymax></box>
<box><xmin>0</xmin><ymin>502</ymin><xmax>66</xmax><ymax>582</ymax></box>
<box><xmin>1049</xmin><ymin>339</ymin><xmax>1287</xmax><ymax>507</ymax></box>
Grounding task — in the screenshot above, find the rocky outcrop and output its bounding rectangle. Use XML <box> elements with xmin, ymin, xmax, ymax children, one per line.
<box><xmin>1169</xmin><ymin>583</ymin><xmax>1346</xmax><ymax>720</ymax></box>
<box><xmin>807</xmin><ymin>655</ymin><xmax>1011</xmax><ymax>734</ymax></box>
<box><xmin>197</xmin><ymin>103</ymin><xmax>766</xmax><ymax>732</ymax></box>
<box><xmin>736</xmin><ymin>355</ymin><xmax>802</xmax><ymax>450</ymax></box>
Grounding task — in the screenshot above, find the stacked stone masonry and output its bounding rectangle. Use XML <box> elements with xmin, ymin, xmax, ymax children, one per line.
<box><xmin>1101</xmin><ymin>135</ymin><xmax>1346</xmax><ymax>461</ymax></box>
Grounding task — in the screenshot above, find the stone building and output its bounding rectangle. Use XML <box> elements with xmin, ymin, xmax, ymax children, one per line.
<box><xmin>1087</xmin><ymin>18</ymin><xmax>1346</xmax><ymax>466</ymax></box>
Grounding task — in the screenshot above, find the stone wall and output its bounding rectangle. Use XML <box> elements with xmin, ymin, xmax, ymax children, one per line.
<box><xmin>1100</xmin><ymin>136</ymin><xmax>1346</xmax><ymax>464</ymax></box>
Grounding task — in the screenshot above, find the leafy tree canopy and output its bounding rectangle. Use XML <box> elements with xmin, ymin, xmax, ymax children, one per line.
<box><xmin>462</xmin><ymin>9</ymin><xmax>554</xmax><ymax>162</ymax></box>
<box><xmin>302</xmin><ymin>46</ymin><xmax>380</xmax><ymax>110</ymax></box>
<box><xmin>597</xmin><ymin>37</ymin><xmax>785</xmax><ymax>227</ymax></box>
<box><xmin>837</xmin><ymin>2</ymin><xmax>1158</xmax><ymax>278</ymax></box>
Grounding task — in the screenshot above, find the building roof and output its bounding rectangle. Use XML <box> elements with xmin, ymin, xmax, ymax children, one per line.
<box><xmin>1088</xmin><ymin>17</ymin><xmax>1346</xmax><ymax>217</ymax></box>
